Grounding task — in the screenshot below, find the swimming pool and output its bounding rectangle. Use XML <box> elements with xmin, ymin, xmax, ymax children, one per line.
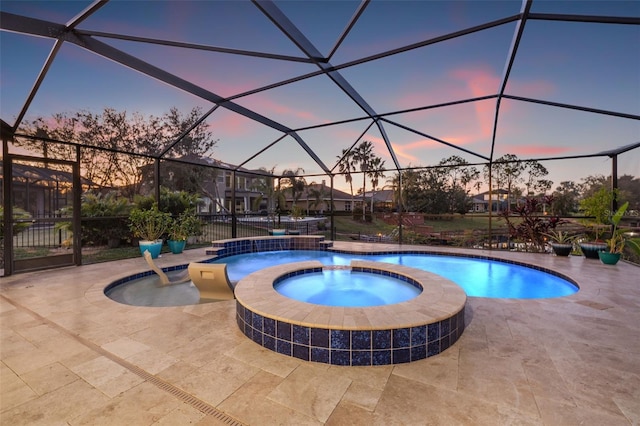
<box><xmin>105</xmin><ymin>238</ymin><xmax>579</xmax><ymax>365</ymax></box>
<box><xmin>211</xmin><ymin>250</ymin><xmax>578</xmax><ymax>299</ymax></box>
<box><xmin>274</xmin><ymin>267</ymin><xmax>423</xmax><ymax>307</ymax></box>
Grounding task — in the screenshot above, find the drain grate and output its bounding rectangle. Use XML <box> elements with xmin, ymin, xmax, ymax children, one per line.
<box><xmin>1</xmin><ymin>295</ymin><xmax>245</xmax><ymax>426</ymax></box>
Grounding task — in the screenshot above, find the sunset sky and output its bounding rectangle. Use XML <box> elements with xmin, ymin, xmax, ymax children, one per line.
<box><xmin>1</xmin><ymin>0</ymin><xmax>638</xmax><ymax>193</ymax></box>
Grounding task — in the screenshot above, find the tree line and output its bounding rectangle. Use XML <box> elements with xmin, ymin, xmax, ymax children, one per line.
<box><xmin>14</xmin><ymin>107</ymin><xmax>639</xmax><ymax>217</ymax></box>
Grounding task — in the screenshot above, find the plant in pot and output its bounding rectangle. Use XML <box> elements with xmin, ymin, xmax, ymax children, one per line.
<box><xmin>578</xmin><ymin>187</ymin><xmax>615</xmax><ymax>258</ymax></box>
<box><xmin>167</xmin><ymin>210</ymin><xmax>200</xmax><ymax>254</ymax></box>
<box><xmin>544</xmin><ymin>230</ymin><xmax>579</xmax><ymax>257</ymax></box>
<box><xmin>128</xmin><ymin>204</ymin><xmax>172</xmax><ymax>259</ymax></box>
<box><xmin>598</xmin><ymin>201</ymin><xmax>629</xmax><ymax>265</ymax></box>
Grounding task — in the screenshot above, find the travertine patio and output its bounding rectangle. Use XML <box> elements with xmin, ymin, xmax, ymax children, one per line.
<box><xmin>1</xmin><ymin>242</ymin><xmax>638</xmax><ymax>425</ymax></box>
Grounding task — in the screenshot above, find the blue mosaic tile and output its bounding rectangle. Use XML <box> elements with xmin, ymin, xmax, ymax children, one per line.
<box><xmin>411</xmin><ymin>345</ymin><xmax>426</xmax><ymax>361</ymax></box>
<box><xmin>293</xmin><ymin>325</ymin><xmax>310</xmax><ymax>345</ymax></box>
<box><xmin>427</xmin><ymin>341</ymin><xmax>440</xmax><ymax>357</ymax></box>
<box><xmin>392</xmin><ymin>348</ymin><xmax>410</xmax><ymax>364</ymax></box>
<box><xmin>372</xmin><ymin>350</ymin><xmax>391</xmax><ymax>365</ymax></box>
<box><xmin>251</xmin><ymin>312</ymin><xmax>263</xmax><ymax>331</ymax></box>
<box><xmin>311</xmin><ymin>328</ymin><xmax>329</xmax><ymax>348</ymax></box>
<box><xmin>351</xmin><ymin>351</ymin><xmax>372</xmax><ymax>366</ymax></box>
<box><xmin>251</xmin><ymin>328</ymin><xmax>262</xmax><ymax>345</ymax></box>
<box><xmin>393</xmin><ymin>328</ymin><xmax>410</xmax><ymax>348</ymax></box>
<box><xmin>441</xmin><ymin>318</ymin><xmax>451</xmax><ymax>336</ymax></box>
<box><xmin>411</xmin><ymin>325</ymin><xmax>426</xmax><ymax>346</ymax></box>
<box><xmin>311</xmin><ymin>347</ymin><xmax>330</xmax><ymax>364</ymax></box>
<box><xmin>264</xmin><ymin>317</ymin><xmax>276</xmax><ymax>337</ymax></box>
<box><xmin>441</xmin><ymin>334</ymin><xmax>451</xmax><ymax>351</ymax></box>
<box><xmin>264</xmin><ymin>335</ymin><xmax>276</xmax><ymax>351</ymax></box>
<box><xmin>277</xmin><ymin>321</ymin><xmax>291</xmax><ymax>340</ymax></box>
<box><xmin>244</xmin><ymin>306</ymin><xmax>252</xmax><ymax>324</ymax></box>
<box><xmin>331</xmin><ymin>350</ymin><xmax>350</xmax><ymax>366</ymax></box>
<box><xmin>276</xmin><ymin>340</ymin><xmax>291</xmax><ymax>356</ymax></box>
<box><xmin>236</xmin><ymin>316</ymin><xmax>244</xmax><ymax>332</ymax></box>
<box><xmin>372</xmin><ymin>330</ymin><xmax>391</xmax><ymax>349</ymax></box>
<box><xmin>293</xmin><ymin>344</ymin><xmax>310</xmax><ymax>361</ymax></box>
<box><xmin>428</xmin><ymin>323</ymin><xmax>440</xmax><ymax>341</ymax></box>
<box><xmin>351</xmin><ymin>330</ymin><xmax>371</xmax><ymax>350</ymax></box>
<box><xmin>331</xmin><ymin>330</ymin><xmax>350</xmax><ymax>349</ymax></box>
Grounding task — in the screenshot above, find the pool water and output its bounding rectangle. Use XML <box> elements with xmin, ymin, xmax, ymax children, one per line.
<box><xmin>212</xmin><ymin>250</ymin><xmax>578</xmax><ymax>299</ymax></box>
<box><xmin>274</xmin><ymin>269</ymin><xmax>422</xmax><ymax>307</ymax></box>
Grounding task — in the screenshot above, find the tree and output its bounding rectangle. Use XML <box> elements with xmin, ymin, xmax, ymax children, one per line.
<box><xmin>336</xmin><ymin>148</ymin><xmax>356</xmax><ymax>209</ymax></box>
<box><xmin>280</xmin><ymin>168</ymin><xmax>306</xmax><ymax>209</ymax></box>
<box><xmin>367</xmin><ymin>156</ymin><xmax>386</xmax><ymax>213</ymax></box>
<box><xmin>551</xmin><ymin>181</ymin><xmax>581</xmax><ymax>216</ymax></box>
<box><xmin>307</xmin><ymin>182</ymin><xmax>331</xmax><ymax>214</ymax></box>
<box><xmin>484</xmin><ymin>155</ymin><xmax>553</xmax><ymax>211</ymax></box>
<box><xmin>438</xmin><ymin>156</ymin><xmax>480</xmax><ymax>214</ymax></box>
<box><xmin>251</xmin><ymin>166</ymin><xmax>281</xmax><ymax>214</ymax></box>
<box><xmin>19</xmin><ymin>107</ymin><xmax>218</xmax><ymax>199</ymax></box>
<box><xmin>351</xmin><ymin>141</ymin><xmax>374</xmax><ymax>220</ymax></box>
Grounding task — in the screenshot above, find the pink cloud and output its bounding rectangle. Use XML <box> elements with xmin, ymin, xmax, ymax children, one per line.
<box><xmin>450</xmin><ymin>66</ymin><xmax>499</xmax><ymax>137</ymax></box>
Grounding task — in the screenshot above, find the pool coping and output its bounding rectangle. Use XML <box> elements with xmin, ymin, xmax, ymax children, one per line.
<box><xmin>234</xmin><ymin>260</ymin><xmax>467</xmax><ymax>330</ymax></box>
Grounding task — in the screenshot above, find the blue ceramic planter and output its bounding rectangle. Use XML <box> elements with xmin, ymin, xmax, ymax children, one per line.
<box><xmin>139</xmin><ymin>240</ymin><xmax>163</xmax><ymax>259</ymax></box>
<box><xmin>598</xmin><ymin>251</ymin><xmax>621</xmax><ymax>265</ymax></box>
<box><xmin>167</xmin><ymin>240</ymin><xmax>186</xmax><ymax>254</ymax></box>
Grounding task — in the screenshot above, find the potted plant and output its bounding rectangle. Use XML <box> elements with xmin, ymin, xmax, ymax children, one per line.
<box><xmin>167</xmin><ymin>210</ymin><xmax>200</xmax><ymax>254</ymax></box>
<box><xmin>598</xmin><ymin>201</ymin><xmax>629</xmax><ymax>265</ymax></box>
<box><xmin>544</xmin><ymin>230</ymin><xmax>579</xmax><ymax>257</ymax></box>
<box><xmin>128</xmin><ymin>204</ymin><xmax>172</xmax><ymax>259</ymax></box>
<box><xmin>578</xmin><ymin>187</ymin><xmax>615</xmax><ymax>258</ymax></box>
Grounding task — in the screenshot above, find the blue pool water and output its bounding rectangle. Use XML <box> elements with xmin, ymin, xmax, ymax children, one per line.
<box><xmin>274</xmin><ymin>269</ymin><xmax>421</xmax><ymax>307</ymax></box>
<box><xmin>212</xmin><ymin>250</ymin><xmax>578</xmax><ymax>299</ymax></box>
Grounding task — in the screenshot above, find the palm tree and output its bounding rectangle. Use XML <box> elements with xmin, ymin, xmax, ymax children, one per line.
<box><xmin>368</xmin><ymin>156</ymin><xmax>386</xmax><ymax>213</ymax></box>
<box><xmin>353</xmin><ymin>141</ymin><xmax>374</xmax><ymax>220</ymax></box>
<box><xmin>250</xmin><ymin>166</ymin><xmax>282</xmax><ymax>214</ymax></box>
<box><xmin>337</xmin><ymin>148</ymin><xmax>355</xmax><ymax>211</ymax></box>
<box><xmin>281</xmin><ymin>168</ymin><xmax>306</xmax><ymax>210</ymax></box>
<box><xmin>308</xmin><ymin>181</ymin><xmax>332</xmax><ymax>214</ymax></box>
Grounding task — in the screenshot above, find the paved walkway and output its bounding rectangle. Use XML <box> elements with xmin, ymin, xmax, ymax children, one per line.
<box><xmin>1</xmin><ymin>243</ymin><xmax>639</xmax><ymax>425</ymax></box>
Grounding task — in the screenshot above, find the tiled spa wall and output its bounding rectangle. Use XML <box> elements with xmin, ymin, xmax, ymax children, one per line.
<box><xmin>208</xmin><ymin>236</ymin><xmax>332</xmax><ymax>259</ymax></box>
<box><xmin>236</xmin><ymin>301</ymin><xmax>465</xmax><ymax>366</ymax></box>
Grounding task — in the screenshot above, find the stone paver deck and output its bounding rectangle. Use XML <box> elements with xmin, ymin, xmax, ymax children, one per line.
<box><xmin>1</xmin><ymin>242</ymin><xmax>639</xmax><ymax>425</ymax></box>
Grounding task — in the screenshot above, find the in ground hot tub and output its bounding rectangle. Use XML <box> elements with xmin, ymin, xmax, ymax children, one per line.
<box><xmin>235</xmin><ymin>260</ymin><xmax>466</xmax><ymax>366</ymax></box>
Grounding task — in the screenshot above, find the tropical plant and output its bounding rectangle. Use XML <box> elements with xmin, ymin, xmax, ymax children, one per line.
<box><xmin>579</xmin><ymin>187</ymin><xmax>617</xmax><ymax>241</ymax></box>
<box><xmin>280</xmin><ymin>168</ymin><xmax>306</xmax><ymax>208</ymax></box>
<box><xmin>368</xmin><ymin>156</ymin><xmax>386</xmax><ymax>213</ymax></box>
<box><xmin>337</xmin><ymin>147</ymin><xmax>356</xmax><ymax>208</ymax></box>
<box><xmin>353</xmin><ymin>140</ymin><xmax>374</xmax><ymax>220</ymax></box>
<box><xmin>0</xmin><ymin>206</ymin><xmax>33</xmax><ymax>238</ymax></box>
<box><xmin>290</xmin><ymin>205</ymin><xmax>304</xmax><ymax>220</ymax></box>
<box><xmin>251</xmin><ymin>166</ymin><xmax>282</xmax><ymax>214</ymax></box>
<box><xmin>544</xmin><ymin>230</ymin><xmax>579</xmax><ymax>244</ymax></box>
<box><xmin>128</xmin><ymin>204</ymin><xmax>172</xmax><ymax>241</ymax></box>
<box><xmin>135</xmin><ymin>187</ymin><xmax>200</xmax><ymax>217</ymax></box>
<box><xmin>500</xmin><ymin>195</ymin><xmax>561</xmax><ymax>252</ymax></box>
<box><xmin>168</xmin><ymin>210</ymin><xmax>201</xmax><ymax>241</ymax></box>
<box><xmin>81</xmin><ymin>192</ymin><xmax>132</xmax><ymax>245</ymax></box>
<box><xmin>604</xmin><ymin>201</ymin><xmax>629</xmax><ymax>254</ymax></box>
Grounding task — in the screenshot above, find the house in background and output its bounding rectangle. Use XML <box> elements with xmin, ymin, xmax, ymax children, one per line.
<box><xmin>282</xmin><ymin>180</ymin><xmax>353</xmax><ymax>213</ymax></box>
<box><xmin>141</xmin><ymin>155</ymin><xmax>268</xmax><ymax>214</ymax></box>
<box><xmin>470</xmin><ymin>189</ymin><xmax>509</xmax><ymax>212</ymax></box>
